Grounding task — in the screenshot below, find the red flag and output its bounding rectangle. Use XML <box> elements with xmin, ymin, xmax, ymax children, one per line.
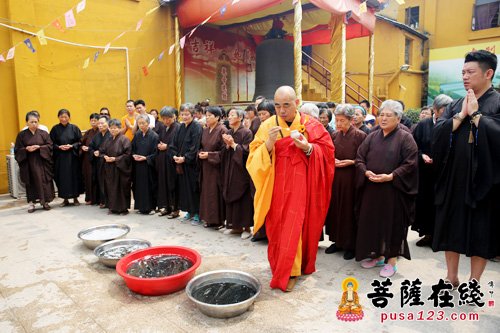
<box><xmin>52</xmin><ymin>19</ymin><xmax>65</xmax><ymax>32</ymax></box>
<box><xmin>142</xmin><ymin>66</ymin><xmax>149</xmax><ymax>76</ymax></box>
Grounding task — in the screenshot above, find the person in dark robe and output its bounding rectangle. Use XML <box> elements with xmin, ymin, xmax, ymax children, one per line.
<box><xmin>99</xmin><ymin>107</ymin><xmax>111</xmax><ymax>118</ymax></box>
<box><xmin>221</xmin><ymin>108</ymin><xmax>254</xmax><ymax>239</ymax></box>
<box><xmin>170</xmin><ymin>103</ymin><xmax>203</xmax><ymax>223</ymax></box>
<box><xmin>395</xmin><ymin>100</ymin><xmax>414</xmax><ymax>130</ymax></box>
<box><xmin>80</xmin><ymin>113</ymin><xmax>100</xmax><ymax>205</ymax></box>
<box><xmin>198</xmin><ymin>106</ymin><xmax>227</xmax><ymax>228</ymax></box>
<box><xmin>318</xmin><ymin>108</ymin><xmax>335</xmax><ymax>137</ymax></box>
<box><xmin>256</xmin><ymin>99</ymin><xmax>276</xmax><ymax>124</ymax></box>
<box><xmin>132</xmin><ymin>114</ymin><xmax>159</xmax><ymax>214</ymax></box>
<box><xmin>245</xmin><ymin>104</ymin><xmax>261</xmax><ymax>136</ymax></box>
<box><xmin>355</xmin><ymin>100</ymin><xmax>418</xmax><ymax>278</ymax></box>
<box><xmin>432</xmin><ymin>50</ymin><xmax>500</xmax><ymax>285</ymax></box>
<box><xmin>324</xmin><ymin>104</ymin><xmax>367</xmax><ymax>260</ymax></box>
<box><xmin>411</xmin><ymin>94</ymin><xmax>452</xmax><ymax>247</ymax></box>
<box><xmin>50</xmin><ymin>109</ymin><xmax>83</xmax><ymax>206</ymax></box>
<box><xmin>88</xmin><ymin>116</ymin><xmax>111</xmax><ymax>207</ymax></box>
<box><xmin>15</xmin><ymin>111</ymin><xmax>55</xmax><ymax>213</ymax></box>
<box><xmin>352</xmin><ymin>106</ymin><xmax>371</xmax><ymax>135</ymax></box>
<box><xmin>101</xmin><ymin>119</ymin><xmax>132</xmax><ymax>215</ymax></box>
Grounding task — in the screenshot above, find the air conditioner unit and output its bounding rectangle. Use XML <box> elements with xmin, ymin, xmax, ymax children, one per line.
<box><xmin>6</xmin><ymin>154</ymin><xmax>26</xmax><ymax>199</ymax></box>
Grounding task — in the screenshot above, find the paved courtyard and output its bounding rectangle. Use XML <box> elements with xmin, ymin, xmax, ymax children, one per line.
<box><xmin>0</xmin><ymin>194</ymin><xmax>499</xmax><ymax>333</ymax></box>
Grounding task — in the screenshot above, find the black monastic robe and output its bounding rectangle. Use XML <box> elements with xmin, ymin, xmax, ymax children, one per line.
<box><xmin>432</xmin><ymin>87</ymin><xmax>500</xmax><ymax>259</ymax></box>
<box><xmin>81</xmin><ymin>127</ymin><xmax>98</xmax><ymax>202</ymax></box>
<box><xmin>221</xmin><ymin>125</ymin><xmax>254</xmax><ymax>229</ymax></box>
<box><xmin>355</xmin><ymin>127</ymin><xmax>418</xmax><ymax>261</ymax></box>
<box><xmin>50</xmin><ymin>123</ymin><xmax>83</xmax><ymax>199</ymax></box>
<box><xmin>156</xmin><ymin>122</ymin><xmax>180</xmax><ymax>211</ymax></box>
<box><xmin>132</xmin><ymin>129</ymin><xmax>159</xmax><ymax>213</ymax></box>
<box><xmin>89</xmin><ymin>131</ymin><xmax>111</xmax><ymax>205</ymax></box>
<box><xmin>15</xmin><ymin>129</ymin><xmax>55</xmax><ymax>204</ymax></box>
<box><xmin>199</xmin><ymin>124</ymin><xmax>228</xmax><ymax>226</ymax></box>
<box><xmin>169</xmin><ymin>121</ymin><xmax>203</xmax><ymax>214</ymax></box>
<box><xmin>101</xmin><ymin>134</ymin><xmax>132</xmax><ymax>213</ymax></box>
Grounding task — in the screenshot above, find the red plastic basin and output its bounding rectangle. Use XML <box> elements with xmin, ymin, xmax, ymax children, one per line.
<box><xmin>116</xmin><ymin>246</ymin><xmax>201</xmax><ymax>296</ymax></box>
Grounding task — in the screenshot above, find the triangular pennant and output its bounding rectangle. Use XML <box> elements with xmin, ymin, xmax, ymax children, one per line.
<box><xmin>180</xmin><ymin>36</ymin><xmax>186</xmax><ymax>49</ymax></box>
<box><xmin>231</xmin><ymin>0</ymin><xmax>241</xmax><ymax>4</ymax></box>
<box><xmin>344</xmin><ymin>10</ymin><xmax>352</xmax><ymax>24</ymax></box>
<box><xmin>36</xmin><ymin>29</ymin><xmax>47</xmax><ymax>45</ymax></box>
<box><xmin>136</xmin><ymin>19</ymin><xmax>143</xmax><ymax>31</ymax></box>
<box><xmin>148</xmin><ymin>58</ymin><xmax>155</xmax><ymax>68</ymax></box>
<box><xmin>146</xmin><ymin>6</ymin><xmax>159</xmax><ymax>16</ymax></box>
<box><xmin>82</xmin><ymin>57</ymin><xmax>89</xmax><ymax>69</ymax></box>
<box><xmin>76</xmin><ymin>0</ymin><xmax>86</xmax><ymax>13</ymax></box>
<box><xmin>220</xmin><ymin>5</ymin><xmax>227</xmax><ymax>16</ymax></box>
<box><xmin>6</xmin><ymin>47</ymin><xmax>15</xmax><ymax>60</ymax></box>
<box><xmin>52</xmin><ymin>19</ymin><xmax>65</xmax><ymax>32</ymax></box>
<box><xmin>168</xmin><ymin>43</ymin><xmax>175</xmax><ymax>55</ymax></box>
<box><xmin>189</xmin><ymin>27</ymin><xmax>197</xmax><ymax>38</ymax></box>
<box><xmin>65</xmin><ymin>9</ymin><xmax>76</xmax><ymax>28</ymax></box>
<box><xmin>395</xmin><ymin>0</ymin><xmax>405</xmax><ymax>4</ymax></box>
<box><xmin>23</xmin><ymin>39</ymin><xmax>36</xmax><ymax>53</ymax></box>
<box><xmin>158</xmin><ymin>51</ymin><xmax>165</xmax><ymax>61</ymax></box>
<box><xmin>359</xmin><ymin>1</ymin><xmax>367</xmax><ymax>14</ymax></box>
<box><xmin>0</xmin><ymin>55</ymin><xmax>5</xmax><ymax>62</ymax></box>
<box><xmin>104</xmin><ymin>43</ymin><xmax>111</xmax><ymax>54</ymax></box>
<box><xmin>201</xmin><ymin>15</ymin><xmax>212</xmax><ymax>26</ymax></box>
<box><xmin>142</xmin><ymin>66</ymin><xmax>149</xmax><ymax>76</ymax></box>
<box><xmin>94</xmin><ymin>51</ymin><xmax>99</xmax><ymax>62</ymax></box>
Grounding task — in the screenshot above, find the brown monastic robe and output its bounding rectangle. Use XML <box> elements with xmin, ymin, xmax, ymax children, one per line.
<box><xmin>355</xmin><ymin>126</ymin><xmax>418</xmax><ymax>261</ymax></box>
<box><xmin>101</xmin><ymin>134</ymin><xmax>132</xmax><ymax>213</ymax></box>
<box><xmin>14</xmin><ymin>129</ymin><xmax>55</xmax><ymax>204</ymax></box>
<box><xmin>324</xmin><ymin>126</ymin><xmax>367</xmax><ymax>250</ymax></box>
<box><xmin>199</xmin><ymin>124</ymin><xmax>228</xmax><ymax>226</ymax></box>
<box><xmin>221</xmin><ymin>125</ymin><xmax>254</xmax><ymax>229</ymax></box>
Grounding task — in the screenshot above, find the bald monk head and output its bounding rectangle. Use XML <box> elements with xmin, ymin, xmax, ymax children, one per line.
<box><xmin>274</xmin><ymin>86</ymin><xmax>300</xmax><ymax>122</ymax></box>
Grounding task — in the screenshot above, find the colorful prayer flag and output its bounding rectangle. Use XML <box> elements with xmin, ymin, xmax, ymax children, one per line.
<box><xmin>395</xmin><ymin>0</ymin><xmax>405</xmax><ymax>4</ymax></box>
<box><xmin>36</xmin><ymin>30</ymin><xmax>47</xmax><ymax>45</ymax></box>
<box><xmin>76</xmin><ymin>0</ymin><xmax>86</xmax><ymax>13</ymax></box>
<box><xmin>344</xmin><ymin>10</ymin><xmax>352</xmax><ymax>24</ymax></box>
<box><xmin>220</xmin><ymin>5</ymin><xmax>227</xmax><ymax>16</ymax></box>
<box><xmin>189</xmin><ymin>27</ymin><xmax>197</xmax><ymax>38</ymax></box>
<box><xmin>168</xmin><ymin>43</ymin><xmax>175</xmax><ymax>55</ymax></box>
<box><xmin>24</xmin><ymin>39</ymin><xmax>36</xmax><ymax>53</ymax></box>
<box><xmin>6</xmin><ymin>47</ymin><xmax>15</xmax><ymax>60</ymax></box>
<box><xmin>52</xmin><ymin>19</ymin><xmax>65</xmax><ymax>32</ymax></box>
<box><xmin>104</xmin><ymin>43</ymin><xmax>111</xmax><ymax>54</ymax></box>
<box><xmin>142</xmin><ymin>66</ymin><xmax>149</xmax><ymax>76</ymax></box>
<box><xmin>158</xmin><ymin>51</ymin><xmax>165</xmax><ymax>61</ymax></box>
<box><xmin>83</xmin><ymin>57</ymin><xmax>89</xmax><ymax>69</ymax></box>
<box><xmin>65</xmin><ymin>9</ymin><xmax>76</xmax><ymax>28</ymax></box>
<box><xmin>179</xmin><ymin>36</ymin><xmax>186</xmax><ymax>49</ymax></box>
<box><xmin>136</xmin><ymin>19</ymin><xmax>143</xmax><ymax>31</ymax></box>
<box><xmin>231</xmin><ymin>0</ymin><xmax>241</xmax><ymax>4</ymax></box>
<box><xmin>0</xmin><ymin>55</ymin><xmax>5</xmax><ymax>62</ymax></box>
<box><xmin>94</xmin><ymin>51</ymin><xmax>99</xmax><ymax>62</ymax></box>
<box><xmin>148</xmin><ymin>58</ymin><xmax>155</xmax><ymax>68</ymax></box>
<box><xmin>359</xmin><ymin>1</ymin><xmax>367</xmax><ymax>14</ymax></box>
<box><xmin>146</xmin><ymin>6</ymin><xmax>159</xmax><ymax>16</ymax></box>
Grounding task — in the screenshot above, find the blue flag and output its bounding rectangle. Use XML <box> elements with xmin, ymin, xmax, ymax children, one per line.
<box><xmin>24</xmin><ymin>38</ymin><xmax>36</xmax><ymax>53</ymax></box>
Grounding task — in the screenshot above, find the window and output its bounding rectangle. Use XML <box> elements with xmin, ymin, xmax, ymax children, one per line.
<box><xmin>472</xmin><ymin>0</ymin><xmax>500</xmax><ymax>30</ymax></box>
<box><xmin>405</xmin><ymin>38</ymin><xmax>413</xmax><ymax>65</ymax></box>
<box><xmin>405</xmin><ymin>6</ymin><xmax>419</xmax><ymax>29</ymax></box>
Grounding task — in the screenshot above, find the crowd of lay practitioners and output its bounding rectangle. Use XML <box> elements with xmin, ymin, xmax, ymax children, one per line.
<box><xmin>14</xmin><ymin>50</ymin><xmax>499</xmax><ymax>292</ymax></box>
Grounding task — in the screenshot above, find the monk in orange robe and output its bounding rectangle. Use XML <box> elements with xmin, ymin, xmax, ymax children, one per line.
<box><xmin>247</xmin><ymin>86</ymin><xmax>335</xmax><ymax>292</ymax></box>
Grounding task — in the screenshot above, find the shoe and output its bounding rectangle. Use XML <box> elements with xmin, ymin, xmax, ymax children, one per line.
<box><xmin>158</xmin><ymin>209</ymin><xmax>170</xmax><ymax>216</ymax></box>
<box><xmin>120</xmin><ymin>210</ymin><xmax>129</xmax><ymax>216</ymax></box>
<box><xmin>241</xmin><ymin>231</ymin><xmax>252</xmax><ymax>239</ymax></box>
<box><xmin>343</xmin><ymin>251</ymin><xmax>355</xmax><ymax>260</ymax></box>
<box><xmin>28</xmin><ymin>204</ymin><xmax>35</xmax><ymax>213</ymax></box>
<box><xmin>85</xmin><ymin>201</ymin><xmax>92</xmax><ymax>205</ymax></box>
<box><xmin>99</xmin><ymin>203</ymin><xmax>106</xmax><ymax>209</ymax></box>
<box><xmin>251</xmin><ymin>236</ymin><xmax>267</xmax><ymax>242</ymax></box>
<box><xmin>286</xmin><ymin>277</ymin><xmax>297</xmax><ymax>292</ymax></box>
<box><xmin>42</xmin><ymin>203</ymin><xmax>51</xmax><ymax>210</ymax></box>
<box><xmin>223</xmin><ymin>229</ymin><xmax>242</xmax><ymax>235</ymax></box>
<box><xmin>325</xmin><ymin>243</ymin><xmax>341</xmax><ymax>254</ymax></box>
<box><xmin>218</xmin><ymin>226</ymin><xmax>227</xmax><ymax>233</ymax></box>
<box><xmin>361</xmin><ymin>258</ymin><xmax>385</xmax><ymax>269</ymax></box>
<box><xmin>416</xmin><ymin>235</ymin><xmax>432</xmax><ymax>247</ymax></box>
<box><xmin>181</xmin><ymin>213</ymin><xmax>192</xmax><ymax>222</ymax></box>
<box><xmin>60</xmin><ymin>200</ymin><xmax>69</xmax><ymax>207</ymax></box>
<box><xmin>444</xmin><ymin>278</ymin><xmax>460</xmax><ymax>291</ymax></box>
<box><xmin>73</xmin><ymin>199</ymin><xmax>80</xmax><ymax>206</ymax></box>
<box><xmin>167</xmin><ymin>211</ymin><xmax>180</xmax><ymax>219</ymax></box>
<box><xmin>380</xmin><ymin>264</ymin><xmax>397</xmax><ymax>278</ymax></box>
<box><xmin>191</xmin><ymin>215</ymin><xmax>202</xmax><ymax>226</ymax></box>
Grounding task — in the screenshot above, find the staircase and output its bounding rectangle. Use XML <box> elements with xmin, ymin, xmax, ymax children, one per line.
<box><xmin>301</xmin><ymin>51</ymin><xmax>383</xmax><ymax>113</ymax></box>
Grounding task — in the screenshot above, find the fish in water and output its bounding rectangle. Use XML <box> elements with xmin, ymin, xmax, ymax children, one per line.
<box><xmin>192</xmin><ymin>281</ymin><xmax>256</xmax><ymax>305</ymax></box>
<box><xmin>126</xmin><ymin>255</ymin><xmax>193</xmax><ymax>278</ymax></box>
<box><xmin>101</xmin><ymin>244</ymin><xmax>149</xmax><ymax>259</ymax></box>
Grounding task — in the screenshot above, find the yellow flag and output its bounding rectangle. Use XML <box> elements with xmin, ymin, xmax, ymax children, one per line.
<box><xmin>37</xmin><ymin>30</ymin><xmax>47</xmax><ymax>45</ymax></box>
<box><xmin>82</xmin><ymin>57</ymin><xmax>89</xmax><ymax>69</ymax></box>
<box><xmin>359</xmin><ymin>1</ymin><xmax>367</xmax><ymax>14</ymax></box>
<box><xmin>146</xmin><ymin>6</ymin><xmax>159</xmax><ymax>16</ymax></box>
<box><xmin>148</xmin><ymin>58</ymin><xmax>155</xmax><ymax>68</ymax></box>
<box><xmin>395</xmin><ymin>0</ymin><xmax>405</xmax><ymax>4</ymax></box>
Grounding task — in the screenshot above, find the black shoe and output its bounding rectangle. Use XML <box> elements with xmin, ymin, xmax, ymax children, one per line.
<box><xmin>325</xmin><ymin>243</ymin><xmax>341</xmax><ymax>254</ymax></box>
<box><xmin>251</xmin><ymin>236</ymin><xmax>267</xmax><ymax>242</ymax></box>
<box><xmin>343</xmin><ymin>250</ymin><xmax>355</xmax><ymax>260</ymax></box>
<box><xmin>416</xmin><ymin>236</ymin><xmax>432</xmax><ymax>247</ymax></box>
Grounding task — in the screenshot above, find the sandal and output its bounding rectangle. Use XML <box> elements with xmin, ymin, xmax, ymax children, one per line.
<box><xmin>28</xmin><ymin>204</ymin><xmax>35</xmax><ymax>213</ymax></box>
<box><xmin>60</xmin><ymin>200</ymin><xmax>69</xmax><ymax>207</ymax></box>
<box><xmin>42</xmin><ymin>203</ymin><xmax>51</xmax><ymax>210</ymax></box>
<box><xmin>286</xmin><ymin>277</ymin><xmax>298</xmax><ymax>292</ymax></box>
<box><xmin>167</xmin><ymin>211</ymin><xmax>180</xmax><ymax>219</ymax></box>
<box><xmin>444</xmin><ymin>278</ymin><xmax>460</xmax><ymax>291</ymax></box>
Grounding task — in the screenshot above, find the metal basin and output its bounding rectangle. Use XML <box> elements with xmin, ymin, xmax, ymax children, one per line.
<box><xmin>77</xmin><ymin>224</ymin><xmax>130</xmax><ymax>250</ymax></box>
<box><xmin>186</xmin><ymin>270</ymin><xmax>261</xmax><ymax>318</ymax></box>
<box><xmin>94</xmin><ymin>239</ymin><xmax>151</xmax><ymax>268</ymax></box>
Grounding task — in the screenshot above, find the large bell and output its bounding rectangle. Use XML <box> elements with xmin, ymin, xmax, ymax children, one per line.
<box><xmin>253</xmin><ymin>39</ymin><xmax>294</xmax><ymax>101</ymax></box>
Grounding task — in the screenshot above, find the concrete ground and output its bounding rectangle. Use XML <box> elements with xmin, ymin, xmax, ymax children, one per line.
<box><xmin>0</xmin><ymin>194</ymin><xmax>499</xmax><ymax>333</ymax></box>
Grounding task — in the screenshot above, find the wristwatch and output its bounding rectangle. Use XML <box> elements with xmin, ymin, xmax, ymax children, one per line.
<box><xmin>471</xmin><ymin>111</ymin><xmax>482</xmax><ymax>118</ymax></box>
